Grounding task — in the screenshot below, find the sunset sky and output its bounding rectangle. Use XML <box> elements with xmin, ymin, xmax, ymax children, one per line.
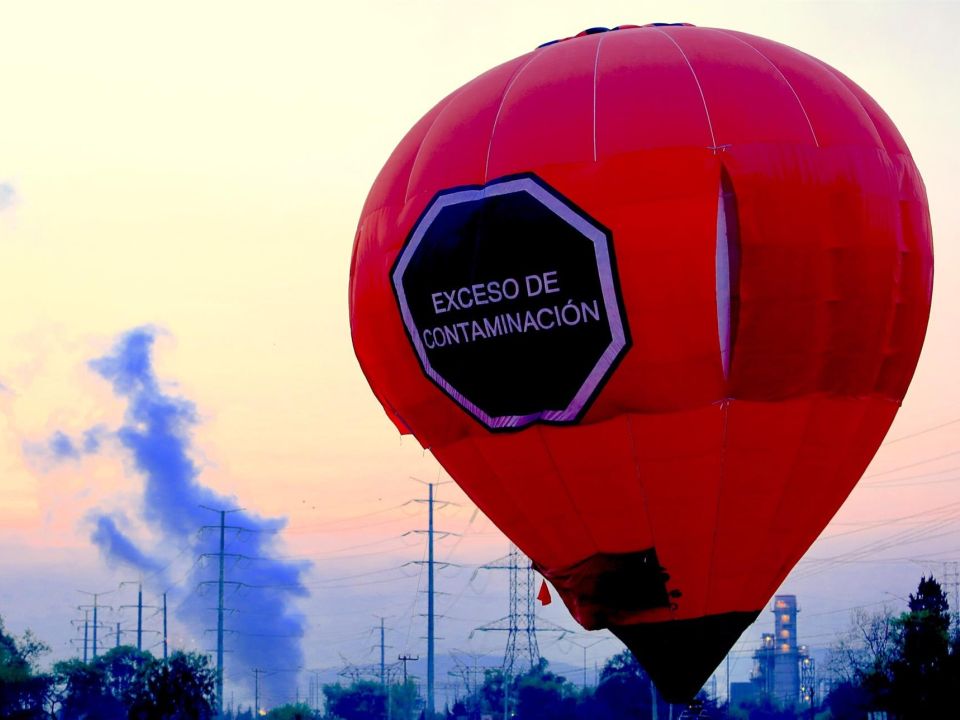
<box><xmin>1</xmin><ymin>0</ymin><xmax>959</xmax><ymax>710</ymax></box>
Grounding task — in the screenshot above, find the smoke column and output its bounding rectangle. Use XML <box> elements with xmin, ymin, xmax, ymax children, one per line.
<box><xmin>86</xmin><ymin>327</ymin><xmax>310</xmax><ymax>704</ymax></box>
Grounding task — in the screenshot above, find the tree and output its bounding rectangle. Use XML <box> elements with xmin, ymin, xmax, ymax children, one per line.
<box><xmin>823</xmin><ymin>605</ymin><xmax>900</xmax><ymax>715</ymax></box>
<box><xmin>447</xmin><ymin>699</ymin><xmax>468</xmax><ymax>719</ymax></box>
<box><xmin>887</xmin><ymin>576</ymin><xmax>951</xmax><ymax>718</ymax></box>
<box><xmin>590</xmin><ymin>650</ymin><xmax>653</xmax><ymax>720</ymax></box>
<box><xmin>323</xmin><ymin>680</ymin><xmax>386</xmax><ymax>720</ymax></box>
<box><xmin>55</xmin><ymin>645</ymin><xmax>153</xmax><ymax>719</ymax></box>
<box><xmin>54</xmin><ymin>657</ymin><xmax>119</xmax><ymax>719</ymax></box>
<box><xmin>727</xmin><ymin>695</ymin><xmax>796</xmax><ymax>720</ymax></box>
<box><xmin>823</xmin><ymin>680</ymin><xmax>872</xmax><ymax>720</ymax></box>
<box><xmin>0</xmin><ymin>615</ymin><xmax>53</xmax><ymax>720</ymax></box>
<box><xmin>128</xmin><ymin>651</ymin><xmax>216</xmax><ymax>720</ymax></box>
<box><xmin>513</xmin><ymin>659</ymin><xmax>578</xmax><ymax>720</ymax></box>
<box><xmin>389</xmin><ymin>679</ymin><xmax>419</xmax><ymax>720</ymax></box>
<box><xmin>266</xmin><ymin>701</ymin><xmax>315</xmax><ymax>719</ymax></box>
<box><xmin>824</xmin><ymin>606</ymin><xmax>898</xmax><ymax>687</ymax></box>
<box><xmin>477</xmin><ymin>668</ymin><xmax>507</xmax><ymax>717</ymax></box>
<box><xmin>824</xmin><ymin>576</ymin><xmax>960</xmax><ymax>720</ymax></box>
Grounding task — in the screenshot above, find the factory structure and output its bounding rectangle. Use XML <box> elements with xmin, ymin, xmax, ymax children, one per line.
<box><xmin>729</xmin><ymin>595</ymin><xmax>817</xmax><ymax>709</ymax></box>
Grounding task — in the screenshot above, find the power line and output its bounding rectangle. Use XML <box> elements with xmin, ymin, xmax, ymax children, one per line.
<box><xmin>882</xmin><ymin>416</ymin><xmax>960</xmax><ymax>445</ymax></box>
<box><xmin>864</xmin><ymin>449</ymin><xmax>960</xmax><ymax>478</ymax></box>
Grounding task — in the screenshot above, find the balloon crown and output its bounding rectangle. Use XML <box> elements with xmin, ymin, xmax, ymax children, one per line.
<box><xmin>537</xmin><ymin>23</ymin><xmax>696</xmax><ymax>48</ymax></box>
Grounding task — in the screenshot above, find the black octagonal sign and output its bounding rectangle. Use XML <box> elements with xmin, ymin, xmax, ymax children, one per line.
<box><xmin>391</xmin><ymin>174</ymin><xmax>630</xmax><ymax>430</ymax></box>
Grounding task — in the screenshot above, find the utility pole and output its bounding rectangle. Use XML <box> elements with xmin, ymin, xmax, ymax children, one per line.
<box><xmin>200</xmin><ymin>505</ymin><xmax>243</xmax><ymax>718</ymax></box>
<box><xmin>943</xmin><ymin>561</ymin><xmax>959</xmax><ymax>635</ymax></box>
<box><xmin>427</xmin><ymin>483</ymin><xmax>435</xmax><ymax>718</ymax></box>
<box><xmin>116</xmin><ymin>622</ymin><xmax>121</xmax><ymax>648</ymax></box>
<box><xmin>162</xmin><ymin>592</ymin><xmax>168</xmax><ymax>660</ymax></box>
<box><xmin>380</xmin><ymin>618</ymin><xmax>387</xmax><ymax>687</ymax></box>
<box><xmin>253</xmin><ymin>668</ymin><xmax>264</xmax><ymax>717</ymax></box>
<box><xmin>451</xmin><ymin>650</ymin><xmax>495</xmax><ymax>719</ymax></box>
<box><xmin>726</xmin><ymin>652</ymin><xmax>731</xmax><ymax>708</ymax></box>
<box><xmin>309</xmin><ymin>669</ymin><xmax>322</xmax><ymax>714</ymax></box>
<box><xmin>83</xmin><ymin>611</ymin><xmax>89</xmax><ymax>662</ymax></box>
<box><xmin>120</xmin><ymin>581</ymin><xmax>155</xmax><ymax>652</ymax></box>
<box><xmin>216</xmin><ymin>510</ymin><xmax>227</xmax><ymax>713</ymax></box>
<box><xmin>217</xmin><ymin>510</ymin><xmax>226</xmax><ymax>706</ymax></box>
<box><xmin>410</xmin><ymin>480</ymin><xmax>456</xmax><ymax>718</ymax></box>
<box><xmin>565</xmin><ymin>638</ymin><xmax>608</xmax><ymax>689</ymax></box>
<box><xmin>78</xmin><ymin>591</ymin><xmax>112</xmax><ymax>660</ymax></box>
<box><xmin>581</xmin><ymin>645</ymin><xmax>588</xmax><ymax>688</ymax></box>
<box><xmin>398</xmin><ymin>654</ymin><xmax>418</xmax><ymax>684</ymax></box>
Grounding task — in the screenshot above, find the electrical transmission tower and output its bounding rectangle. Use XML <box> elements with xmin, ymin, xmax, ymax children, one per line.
<box><xmin>77</xmin><ymin>590</ymin><xmax>114</xmax><ymax>660</ymax></box>
<box><xmin>199</xmin><ymin>505</ymin><xmax>244</xmax><ymax>718</ymax></box>
<box><xmin>943</xmin><ymin>561</ymin><xmax>960</xmax><ymax>635</ymax></box>
<box><xmin>69</xmin><ymin>611</ymin><xmax>91</xmax><ymax>662</ymax></box>
<box><xmin>449</xmin><ymin>650</ymin><xmax>496</xmax><ymax>717</ymax></box>
<box><xmin>473</xmin><ymin>544</ymin><xmax>567</xmax><ymax>676</ymax></box>
<box><xmin>408</xmin><ymin>479</ymin><xmax>457</xmax><ymax>718</ymax></box>
<box><xmin>119</xmin><ymin>581</ymin><xmax>160</xmax><ymax>651</ymax></box>
<box><xmin>376</xmin><ymin>617</ymin><xmax>393</xmax><ymax>687</ymax></box>
<box><xmin>162</xmin><ymin>592</ymin><xmax>169</xmax><ymax>659</ymax></box>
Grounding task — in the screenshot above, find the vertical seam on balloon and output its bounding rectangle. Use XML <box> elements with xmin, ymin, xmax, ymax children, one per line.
<box><xmin>703</xmin><ymin>398</ymin><xmax>731</xmax><ymax>619</ymax></box>
<box><xmin>484</xmin><ymin>52</ymin><xmax>542</xmax><ymax>182</ymax></box>
<box><xmin>764</xmin><ymin>401</ymin><xmax>878</xmax><ymax>586</ymax></box>
<box><xmin>592</xmin><ymin>35</ymin><xmax>606</xmax><ymax>163</ymax></box>
<box><xmin>536</xmin><ymin>426</ymin><xmax>602</xmax><ymax>556</ymax></box>
<box><xmin>465</xmin><ymin>435</ymin><xmax>570</xmax><ymax>566</ymax></box>
<box><xmin>625</xmin><ymin>414</ymin><xmax>659</xmax><ymax>588</ymax></box>
<box><xmin>403</xmin><ymin>87</ymin><xmax>471</xmax><ymax>206</ymax></box>
<box><xmin>743</xmin><ymin>397</ymin><xmax>820</xmax><ymax>608</ymax></box>
<box><xmin>813</xmin><ymin>60</ymin><xmax>917</xmax><ymax>399</ymax></box>
<box><xmin>808</xmin><ymin>59</ymin><xmax>908</xmax><ymax>395</ymax></box>
<box><xmin>814</xmin><ymin>60</ymin><xmax>891</xmax><ymax>155</ymax></box>
<box><xmin>652</xmin><ymin>27</ymin><xmax>717</xmax><ymax>149</ymax></box>
<box><xmin>713</xmin><ymin>30</ymin><xmax>820</xmax><ymax>148</ymax></box>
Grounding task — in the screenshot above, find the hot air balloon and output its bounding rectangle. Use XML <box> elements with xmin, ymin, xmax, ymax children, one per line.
<box><xmin>349</xmin><ymin>23</ymin><xmax>933</xmax><ymax>702</ymax></box>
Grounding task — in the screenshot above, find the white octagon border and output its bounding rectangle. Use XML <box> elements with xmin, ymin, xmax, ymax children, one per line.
<box><xmin>392</xmin><ymin>176</ymin><xmax>628</xmax><ymax>430</ymax></box>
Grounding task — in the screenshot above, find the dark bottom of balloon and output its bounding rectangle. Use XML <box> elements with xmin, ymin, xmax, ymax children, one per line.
<box><xmin>610</xmin><ymin>609</ymin><xmax>761</xmax><ymax>704</ymax></box>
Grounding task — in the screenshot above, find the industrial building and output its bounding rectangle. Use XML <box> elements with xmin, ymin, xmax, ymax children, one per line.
<box><xmin>728</xmin><ymin>595</ymin><xmax>816</xmax><ymax>710</ymax></box>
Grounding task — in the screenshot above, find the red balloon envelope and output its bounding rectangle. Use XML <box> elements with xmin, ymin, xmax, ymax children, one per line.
<box><xmin>349</xmin><ymin>24</ymin><xmax>933</xmax><ymax>702</ymax></box>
